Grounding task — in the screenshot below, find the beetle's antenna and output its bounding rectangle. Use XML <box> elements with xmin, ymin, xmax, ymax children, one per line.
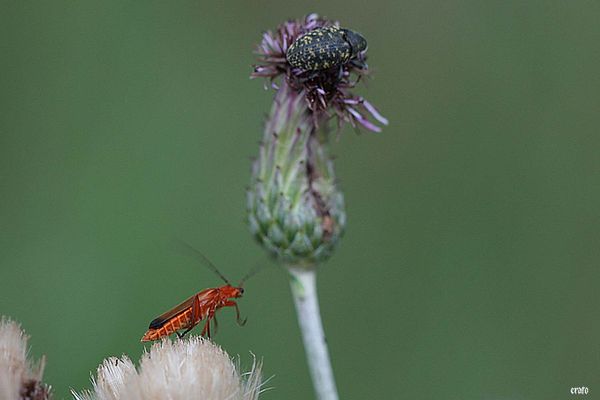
<box><xmin>238</xmin><ymin>262</ymin><xmax>264</xmax><ymax>287</ymax></box>
<box><xmin>176</xmin><ymin>239</ymin><xmax>231</xmax><ymax>285</ymax></box>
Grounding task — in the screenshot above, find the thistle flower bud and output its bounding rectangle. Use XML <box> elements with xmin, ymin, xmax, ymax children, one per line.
<box><xmin>247</xmin><ymin>82</ymin><xmax>346</xmax><ymax>265</ymax></box>
<box><xmin>0</xmin><ymin>317</ymin><xmax>51</xmax><ymax>400</ymax></box>
<box><xmin>248</xmin><ymin>14</ymin><xmax>387</xmax><ymax>266</ymax></box>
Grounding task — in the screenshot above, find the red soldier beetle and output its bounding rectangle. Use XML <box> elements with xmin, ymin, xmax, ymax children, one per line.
<box><xmin>141</xmin><ymin>242</ymin><xmax>260</xmax><ymax>342</ymax></box>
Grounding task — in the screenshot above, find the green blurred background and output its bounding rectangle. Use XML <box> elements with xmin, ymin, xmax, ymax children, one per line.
<box><xmin>1</xmin><ymin>1</ymin><xmax>599</xmax><ymax>399</ymax></box>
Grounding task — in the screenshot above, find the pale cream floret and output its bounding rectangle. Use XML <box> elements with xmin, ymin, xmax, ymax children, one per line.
<box><xmin>0</xmin><ymin>317</ymin><xmax>48</xmax><ymax>400</ymax></box>
<box><xmin>73</xmin><ymin>337</ymin><xmax>264</xmax><ymax>400</ymax></box>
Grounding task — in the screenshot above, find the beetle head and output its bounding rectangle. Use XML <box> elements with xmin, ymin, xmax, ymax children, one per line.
<box><xmin>342</xmin><ymin>29</ymin><xmax>367</xmax><ymax>57</ymax></box>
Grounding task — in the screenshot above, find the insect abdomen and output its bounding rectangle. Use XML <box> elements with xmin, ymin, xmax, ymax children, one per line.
<box><xmin>141</xmin><ymin>308</ymin><xmax>194</xmax><ymax>342</ymax></box>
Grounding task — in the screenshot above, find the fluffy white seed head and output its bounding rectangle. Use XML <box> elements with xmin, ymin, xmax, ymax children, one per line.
<box><xmin>72</xmin><ymin>356</ymin><xmax>136</xmax><ymax>400</ymax></box>
<box><xmin>0</xmin><ymin>316</ymin><xmax>50</xmax><ymax>400</ymax></box>
<box><xmin>73</xmin><ymin>336</ymin><xmax>263</xmax><ymax>400</ymax></box>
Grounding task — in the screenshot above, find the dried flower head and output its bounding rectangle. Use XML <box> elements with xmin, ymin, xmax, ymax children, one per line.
<box><xmin>252</xmin><ymin>13</ymin><xmax>388</xmax><ymax>133</ymax></box>
<box><xmin>72</xmin><ymin>337</ymin><xmax>263</xmax><ymax>400</ymax></box>
<box><xmin>72</xmin><ymin>357</ymin><xmax>136</xmax><ymax>400</ymax></box>
<box><xmin>0</xmin><ymin>317</ymin><xmax>51</xmax><ymax>400</ymax></box>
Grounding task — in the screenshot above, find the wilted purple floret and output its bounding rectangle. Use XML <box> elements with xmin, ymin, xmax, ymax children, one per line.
<box><xmin>252</xmin><ymin>14</ymin><xmax>387</xmax><ymax>133</ymax></box>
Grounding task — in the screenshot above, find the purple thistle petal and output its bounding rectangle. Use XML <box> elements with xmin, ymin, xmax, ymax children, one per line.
<box><xmin>362</xmin><ymin>99</ymin><xmax>389</xmax><ymax>125</ymax></box>
<box><xmin>347</xmin><ymin>107</ymin><xmax>382</xmax><ymax>133</ymax></box>
<box><xmin>263</xmin><ymin>32</ymin><xmax>275</xmax><ymax>49</ymax></box>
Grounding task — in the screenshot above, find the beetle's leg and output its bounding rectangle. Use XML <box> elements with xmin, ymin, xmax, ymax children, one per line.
<box><xmin>187</xmin><ymin>294</ymin><xmax>204</xmax><ymax>337</ymax></box>
<box><xmin>212</xmin><ymin>313</ymin><xmax>219</xmax><ymax>335</ymax></box>
<box><xmin>224</xmin><ymin>300</ymin><xmax>247</xmax><ymax>326</ymax></box>
<box><xmin>177</xmin><ymin>296</ymin><xmax>202</xmax><ymax>339</ymax></box>
<box><xmin>178</xmin><ymin>326</ymin><xmax>194</xmax><ymax>339</ymax></box>
<box><xmin>349</xmin><ymin>57</ymin><xmax>367</xmax><ymax>70</ymax></box>
<box><xmin>191</xmin><ymin>294</ymin><xmax>202</xmax><ymax>323</ymax></box>
<box><xmin>337</xmin><ymin>65</ymin><xmax>344</xmax><ymax>80</ymax></box>
<box><xmin>201</xmin><ymin>315</ymin><xmax>212</xmax><ymax>338</ymax></box>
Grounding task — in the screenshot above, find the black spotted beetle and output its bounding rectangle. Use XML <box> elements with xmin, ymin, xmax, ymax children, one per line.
<box><xmin>286</xmin><ymin>26</ymin><xmax>367</xmax><ymax>71</ymax></box>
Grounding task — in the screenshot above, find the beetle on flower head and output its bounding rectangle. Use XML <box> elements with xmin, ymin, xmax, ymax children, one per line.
<box><xmin>286</xmin><ymin>26</ymin><xmax>367</xmax><ymax>71</ymax></box>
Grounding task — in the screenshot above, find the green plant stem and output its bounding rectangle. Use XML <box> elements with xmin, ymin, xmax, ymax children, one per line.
<box><xmin>288</xmin><ymin>266</ymin><xmax>339</xmax><ymax>400</ymax></box>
